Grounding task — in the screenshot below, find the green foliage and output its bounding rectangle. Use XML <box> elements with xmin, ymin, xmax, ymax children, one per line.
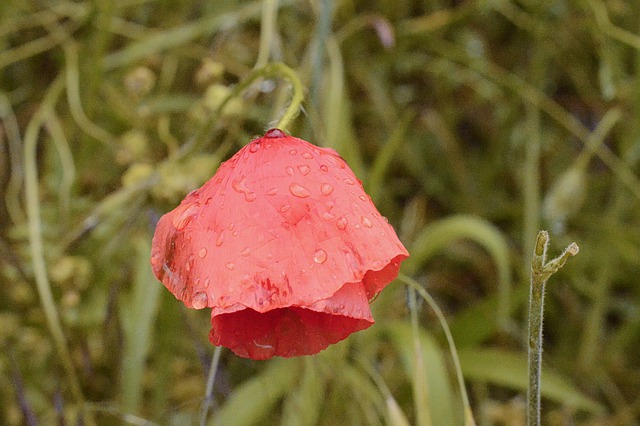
<box><xmin>2</xmin><ymin>0</ymin><xmax>640</xmax><ymax>424</ymax></box>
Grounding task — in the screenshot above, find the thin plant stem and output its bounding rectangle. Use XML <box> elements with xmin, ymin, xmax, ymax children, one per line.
<box><xmin>183</xmin><ymin>62</ymin><xmax>305</xmax><ymax>157</ymax></box>
<box><xmin>199</xmin><ymin>346</ymin><xmax>223</xmax><ymax>426</ymax></box>
<box><xmin>255</xmin><ymin>0</ymin><xmax>279</xmax><ymax>69</ymax></box>
<box><xmin>399</xmin><ymin>273</ymin><xmax>476</xmax><ymax>426</ymax></box>
<box><xmin>24</xmin><ymin>76</ymin><xmax>96</xmax><ymax>426</ymax></box>
<box><xmin>408</xmin><ymin>288</ymin><xmax>432</xmax><ymax>426</ymax></box>
<box><xmin>527</xmin><ymin>231</ymin><xmax>579</xmax><ymax>426</ymax></box>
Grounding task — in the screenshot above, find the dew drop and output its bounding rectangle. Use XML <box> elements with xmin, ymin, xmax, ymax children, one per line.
<box><xmin>301</xmin><ymin>152</ymin><xmax>313</xmax><ymax>159</ymax></box>
<box><xmin>320</xmin><ymin>164</ymin><xmax>328</xmax><ymax>172</ymax></box>
<box><xmin>337</xmin><ymin>217</ymin><xmax>348</xmax><ymax>230</ymax></box>
<box><xmin>297</xmin><ymin>165</ymin><xmax>311</xmax><ymax>175</ymax></box>
<box><xmin>225</xmin><ymin>262</ymin><xmax>236</xmax><ymax>270</ymax></box>
<box><xmin>216</xmin><ymin>232</ymin><xmax>225</xmax><ymax>247</ymax></box>
<box><xmin>171</xmin><ymin>203</ymin><xmax>199</xmax><ymax>230</ymax></box>
<box><xmin>249</xmin><ymin>143</ymin><xmax>260</xmax><ymax>153</ymax></box>
<box><xmin>322</xmin><ymin>211</ymin><xmax>335</xmax><ymax>221</ymax></box>
<box><xmin>280</xmin><ymin>204</ymin><xmax>291</xmax><ymax>212</ymax></box>
<box><xmin>289</xmin><ymin>183</ymin><xmax>311</xmax><ymax>198</ymax></box>
<box><xmin>241</xmin><ymin>247</ymin><xmax>251</xmax><ymax>257</ymax></box>
<box><xmin>228</xmin><ymin>223</ymin><xmax>235</xmax><ymax>231</ymax></box>
<box><xmin>285</xmin><ymin>166</ymin><xmax>295</xmax><ymax>176</ymax></box>
<box><xmin>313</xmin><ymin>249</ymin><xmax>328</xmax><ymax>264</ymax></box>
<box><xmin>198</xmin><ymin>247</ymin><xmax>208</xmax><ymax>258</ymax></box>
<box><xmin>361</xmin><ymin>217</ymin><xmax>373</xmax><ymax>228</ymax></box>
<box><xmin>266</xmin><ymin>188</ymin><xmax>278</xmax><ymax>196</ymax></box>
<box><xmin>320</xmin><ymin>183</ymin><xmax>334</xmax><ymax>196</ymax></box>
<box><xmin>359</xmin><ymin>195</ymin><xmax>367</xmax><ymax>202</ymax></box>
<box><xmin>192</xmin><ymin>292</ymin><xmax>208</xmax><ymax>309</ymax></box>
<box><xmin>232</xmin><ymin>177</ymin><xmax>256</xmax><ymax>202</ymax></box>
<box><xmin>205</xmin><ymin>197</ymin><xmax>213</xmax><ymax>205</ymax></box>
<box><xmin>289</xmin><ymin>149</ymin><xmax>297</xmax><ymax>155</ymax></box>
<box><xmin>185</xmin><ymin>258</ymin><xmax>193</xmax><ymax>272</ymax></box>
<box><xmin>343</xmin><ymin>178</ymin><xmax>355</xmax><ymax>185</ymax></box>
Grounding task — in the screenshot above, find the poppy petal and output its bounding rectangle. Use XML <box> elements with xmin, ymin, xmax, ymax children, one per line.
<box><xmin>150</xmin><ymin>129</ymin><xmax>409</xmax><ymax>358</ymax></box>
<box><xmin>210</xmin><ymin>280</ymin><xmax>373</xmax><ymax>359</ymax></box>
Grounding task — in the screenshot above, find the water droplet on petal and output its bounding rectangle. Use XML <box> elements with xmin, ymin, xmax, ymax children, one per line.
<box><xmin>241</xmin><ymin>247</ymin><xmax>251</xmax><ymax>257</ymax></box>
<box><xmin>343</xmin><ymin>178</ymin><xmax>355</xmax><ymax>185</ymax></box>
<box><xmin>198</xmin><ymin>247</ymin><xmax>208</xmax><ymax>258</ymax></box>
<box><xmin>228</xmin><ymin>223</ymin><xmax>235</xmax><ymax>230</ymax></box>
<box><xmin>337</xmin><ymin>217</ymin><xmax>348</xmax><ymax>230</ymax></box>
<box><xmin>320</xmin><ymin>183</ymin><xmax>334</xmax><ymax>196</ymax></box>
<box><xmin>280</xmin><ymin>204</ymin><xmax>291</xmax><ymax>212</ymax></box>
<box><xmin>359</xmin><ymin>195</ymin><xmax>367</xmax><ymax>202</ymax></box>
<box><xmin>216</xmin><ymin>232</ymin><xmax>225</xmax><ymax>246</ymax></box>
<box><xmin>320</xmin><ymin>164</ymin><xmax>328</xmax><ymax>172</ymax></box>
<box><xmin>301</xmin><ymin>152</ymin><xmax>313</xmax><ymax>159</ymax></box>
<box><xmin>192</xmin><ymin>292</ymin><xmax>208</xmax><ymax>309</ymax></box>
<box><xmin>313</xmin><ymin>249</ymin><xmax>327</xmax><ymax>264</ymax></box>
<box><xmin>249</xmin><ymin>143</ymin><xmax>260</xmax><ymax>153</ymax></box>
<box><xmin>205</xmin><ymin>197</ymin><xmax>213</xmax><ymax>205</ymax></box>
<box><xmin>361</xmin><ymin>217</ymin><xmax>373</xmax><ymax>228</ymax></box>
<box><xmin>322</xmin><ymin>211</ymin><xmax>335</xmax><ymax>221</ymax></box>
<box><xmin>225</xmin><ymin>262</ymin><xmax>236</xmax><ymax>270</ymax></box>
<box><xmin>286</xmin><ymin>166</ymin><xmax>295</xmax><ymax>176</ymax></box>
<box><xmin>297</xmin><ymin>165</ymin><xmax>310</xmax><ymax>175</ymax></box>
<box><xmin>232</xmin><ymin>177</ymin><xmax>256</xmax><ymax>202</ymax></box>
<box><xmin>289</xmin><ymin>149</ymin><xmax>297</xmax><ymax>155</ymax></box>
<box><xmin>266</xmin><ymin>188</ymin><xmax>278</xmax><ymax>196</ymax></box>
<box><xmin>289</xmin><ymin>183</ymin><xmax>311</xmax><ymax>198</ymax></box>
<box><xmin>172</xmin><ymin>203</ymin><xmax>199</xmax><ymax>230</ymax></box>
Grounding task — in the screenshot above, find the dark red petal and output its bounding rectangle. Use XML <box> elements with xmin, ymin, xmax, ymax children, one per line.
<box><xmin>209</xmin><ymin>279</ymin><xmax>374</xmax><ymax>359</ymax></box>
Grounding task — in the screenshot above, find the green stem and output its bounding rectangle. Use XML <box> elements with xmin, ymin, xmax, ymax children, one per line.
<box><xmin>220</xmin><ymin>62</ymin><xmax>303</xmax><ymax>131</ymax></box>
<box><xmin>399</xmin><ymin>274</ymin><xmax>476</xmax><ymax>426</ymax></box>
<box><xmin>527</xmin><ymin>231</ymin><xmax>579</xmax><ymax>426</ymax></box>
<box><xmin>185</xmin><ymin>62</ymin><xmax>304</xmax><ymax>155</ymax></box>
<box><xmin>199</xmin><ymin>346</ymin><xmax>223</xmax><ymax>426</ymax></box>
<box><xmin>255</xmin><ymin>0</ymin><xmax>279</xmax><ymax>69</ymax></box>
<box><xmin>24</xmin><ymin>76</ymin><xmax>95</xmax><ymax>425</ymax></box>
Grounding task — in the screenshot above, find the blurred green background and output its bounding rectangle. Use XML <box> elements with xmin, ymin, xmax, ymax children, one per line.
<box><xmin>2</xmin><ymin>0</ymin><xmax>639</xmax><ymax>424</ymax></box>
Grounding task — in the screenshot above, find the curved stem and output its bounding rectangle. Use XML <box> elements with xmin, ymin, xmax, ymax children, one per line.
<box><xmin>184</xmin><ymin>62</ymin><xmax>305</xmax><ymax>156</ymax></box>
<box><xmin>399</xmin><ymin>273</ymin><xmax>476</xmax><ymax>426</ymax></box>
<box><xmin>24</xmin><ymin>76</ymin><xmax>95</xmax><ymax>425</ymax></box>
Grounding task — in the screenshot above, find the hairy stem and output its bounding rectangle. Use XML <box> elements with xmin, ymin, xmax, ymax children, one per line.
<box><xmin>527</xmin><ymin>231</ymin><xmax>579</xmax><ymax>425</ymax></box>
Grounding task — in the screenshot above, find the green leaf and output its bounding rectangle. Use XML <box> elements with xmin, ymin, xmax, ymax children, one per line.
<box><xmin>404</xmin><ymin>215</ymin><xmax>512</xmax><ymax>328</ymax></box>
<box><xmin>381</xmin><ymin>321</ymin><xmax>461</xmax><ymax>425</ymax></box>
<box><xmin>119</xmin><ymin>234</ymin><xmax>163</xmax><ymax>415</ymax></box>
<box><xmin>458</xmin><ymin>349</ymin><xmax>604</xmax><ymax>413</ymax></box>
<box><xmin>213</xmin><ymin>358</ymin><xmax>301</xmax><ymax>426</ymax></box>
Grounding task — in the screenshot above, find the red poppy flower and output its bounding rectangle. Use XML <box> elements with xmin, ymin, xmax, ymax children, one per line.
<box><xmin>151</xmin><ymin>129</ymin><xmax>409</xmax><ymax>359</ymax></box>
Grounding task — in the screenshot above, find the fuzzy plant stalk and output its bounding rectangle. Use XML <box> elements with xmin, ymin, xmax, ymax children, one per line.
<box><xmin>527</xmin><ymin>231</ymin><xmax>579</xmax><ymax>426</ymax></box>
